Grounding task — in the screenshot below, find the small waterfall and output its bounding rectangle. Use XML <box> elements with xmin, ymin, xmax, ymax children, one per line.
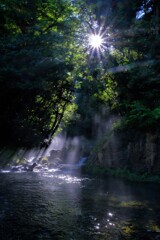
<box><xmin>77</xmin><ymin>157</ymin><xmax>88</xmax><ymax>167</ymax></box>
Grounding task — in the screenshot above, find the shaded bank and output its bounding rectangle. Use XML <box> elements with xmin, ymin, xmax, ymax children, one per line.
<box><xmin>85</xmin><ymin>127</ymin><xmax>160</xmax><ymax>180</ymax></box>
<box><xmin>1</xmin><ymin>126</ymin><xmax>160</xmax><ymax>182</ymax></box>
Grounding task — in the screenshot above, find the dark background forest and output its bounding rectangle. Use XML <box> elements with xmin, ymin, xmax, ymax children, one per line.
<box><xmin>0</xmin><ymin>0</ymin><xmax>160</xmax><ymax>149</ymax></box>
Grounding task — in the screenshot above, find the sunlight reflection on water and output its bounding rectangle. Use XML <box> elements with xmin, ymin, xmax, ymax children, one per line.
<box><xmin>42</xmin><ymin>171</ymin><xmax>89</xmax><ymax>184</ymax></box>
<box><xmin>0</xmin><ymin>170</ymin><xmax>160</xmax><ymax>240</ymax></box>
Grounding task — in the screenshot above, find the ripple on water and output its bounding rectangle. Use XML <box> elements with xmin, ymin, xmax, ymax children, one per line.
<box><xmin>0</xmin><ymin>172</ymin><xmax>160</xmax><ymax>240</ymax></box>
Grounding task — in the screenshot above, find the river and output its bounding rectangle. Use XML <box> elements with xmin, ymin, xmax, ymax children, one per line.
<box><xmin>0</xmin><ymin>168</ymin><xmax>160</xmax><ymax>240</ymax></box>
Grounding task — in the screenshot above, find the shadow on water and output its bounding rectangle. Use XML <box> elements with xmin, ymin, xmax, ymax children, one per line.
<box><xmin>0</xmin><ymin>169</ymin><xmax>160</xmax><ymax>240</ymax></box>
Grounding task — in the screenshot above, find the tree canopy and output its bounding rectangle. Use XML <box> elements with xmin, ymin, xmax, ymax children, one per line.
<box><xmin>0</xmin><ymin>0</ymin><xmax>88</xmax><ymax>147</ymax></box>
<box><xmin>66</xmin><ymin>0</ymin><xmax>160</xmax><ymax>137</ymax></box>
<box><xmin>0</xmin><ymin>0</ymin><xmax>160</xmax><ymax>148</ymax></box>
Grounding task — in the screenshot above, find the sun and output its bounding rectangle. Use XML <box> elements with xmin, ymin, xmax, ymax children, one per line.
<box><xmin>89</xmin><ymin>34</ymin><xmax>103</xmax><ymax>49</ymax></box>
<box><xmin>87</xmin><ymin>30</ymin><xmax>107</xmax><ymax>58</ymax></box>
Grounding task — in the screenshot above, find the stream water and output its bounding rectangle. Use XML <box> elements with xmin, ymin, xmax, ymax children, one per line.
<box><xmin>0</xmin><ymin>168</ymin><xmax>160</xmax><ymax>240</ymax></box>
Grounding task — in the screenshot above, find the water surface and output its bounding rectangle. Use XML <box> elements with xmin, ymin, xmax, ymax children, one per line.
<box><xmin>0</xmin><ymin>170</ymin><xmax>160</xmax><ymax>240</ymax></box>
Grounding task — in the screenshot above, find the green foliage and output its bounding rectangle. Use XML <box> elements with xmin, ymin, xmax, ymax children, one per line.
<box><xmin>71</xmin><ymin>0</ymin><xmax>160</xmax><ymax>135</ymax></box>
<box><xmin>122</xmin><ymin>102</ymin><xmax>160</xmax><ymax>129</ymax></box>
<box><xmin>0</xmin><ymin>0</ymin><xmax>87</xmax><ymax>147</ymax></box>
<box><xmin>0</xmin><ymin>0</ymin><xmax>160</xmax><ymax>147</ymax></box>
<box><xmin>60</xmin><ymin>101</ymin><xmax>78</xmax><ymax>130</ymax></box>
<box><xmin>100</xmin><ymin>47</ymin><xmax>160</xmax><ymax>131</ymax></box>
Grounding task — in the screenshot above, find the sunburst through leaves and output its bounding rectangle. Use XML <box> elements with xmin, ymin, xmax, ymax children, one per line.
<box><xmin>88</xmin><ymin>30</ymin><xmax>108</xmax><ymax>57</ymax></box>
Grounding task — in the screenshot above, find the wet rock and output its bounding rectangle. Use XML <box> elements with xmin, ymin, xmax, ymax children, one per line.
<box><xmin>10</xmin><ymin>162</ymin><xmax>37</xmax><ymax>172</ymax></box>
<box><xmin>93</xmin><ymin>128</ymin><xmax>160</xmax><ymax>174</ymax></box>
<box><xmin>25</xmin><ymin>162</ymin><xmax>37</xmax><ymax>171</ymax></box>
<box><xmin>11</xmin><ymin>165</ymin><xmax>23</xmax><ymax>172</ymax></box>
